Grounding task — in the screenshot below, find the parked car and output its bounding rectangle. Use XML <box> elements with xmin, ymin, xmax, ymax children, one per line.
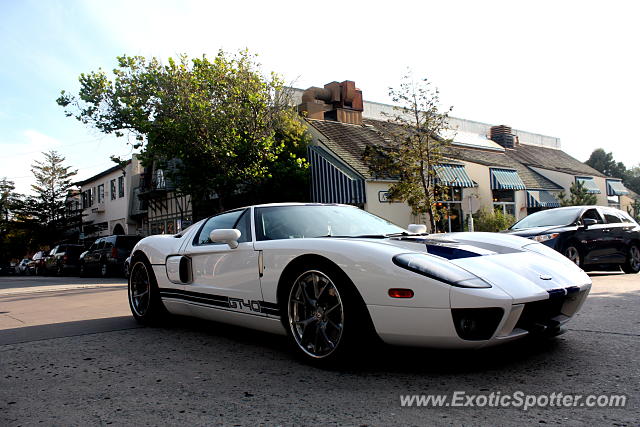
<box><xmin>80</xmin><ymin>235</ymin><xmax>142</xmax><ymax>277</ymax></box>
<box><xmin>15</xmin><ymin>258</ymin><xmax>30</xmax><ymax>275</ymax></box>
<box><xmin>506</xmin><ymin>206</ymin><xmax>640</xmax><ymax>273</ymax></box>
<box><xmin>43</xmin><ymin>244</ymin><xmax>84</xmax><ymax>276</ymax></box>
<box><xmin>0</xmin><ymin>261</ymin><xmax>16</xmax><ymax>275</ymax></box>
<box><xmin>28</xmin><ymin>251</ymin><xmax>48</xmax><ymax>275</ymax></box>
<box><xmin>126</xmin><ymin>202</ymin><xmax>592</xmax><ymax>365</ymax></box>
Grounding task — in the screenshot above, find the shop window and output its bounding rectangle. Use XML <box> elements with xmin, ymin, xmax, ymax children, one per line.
<box><xmin>492</xmin><ymin>189</ymin><xmax>515</xmax><ymax>216</ymax></box>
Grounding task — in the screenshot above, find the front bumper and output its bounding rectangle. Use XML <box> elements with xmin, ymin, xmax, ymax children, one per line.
<box><xmin>367</xmin><ymin>284</ymin><xmax>591</xmax><ymax>349</ymax></box>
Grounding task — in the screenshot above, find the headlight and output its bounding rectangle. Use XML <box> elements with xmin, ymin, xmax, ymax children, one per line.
<box><xmin>392</xmin><ymin>253</ymin><xmax>491</xmax><ymax>288</ymax></box>
<box><xmin>531</xmin><ymin>233</ymin><xmax>560</xmax><ymax>242</ymax></box>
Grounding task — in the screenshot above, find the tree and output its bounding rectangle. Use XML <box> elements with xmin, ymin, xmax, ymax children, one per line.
<box><xmin>585</xmin><ymin>148</ymin><xmax>629</xmax><ymax>180</ymax></box>
<box><xmin>57</xmin><ymin>50</ymin><xmax>309</xmax><ymax>216</ymax></box>
<box><xmin>363</xmin><ymin>73</ymin><xmax>453</xmax><ymax>232</ymax></box>
<box><xmin>30</xmin><ymin>150</ymin><xmax>77</xmax><ymax>228</ymax></box>
<box><xmin>558</xmin><ymin>181</ymin><xmax>597</xmax><ymax>206</ymax></box>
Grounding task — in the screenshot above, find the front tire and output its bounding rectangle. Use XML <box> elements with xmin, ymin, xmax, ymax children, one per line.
<box><xmin>128</xmin><ymin>258</ymin><xmax>167</xmax><ymax>324</ymax></box>
<box><xmin>622</xmin><ymin>244</ymin><xmax>640</xmax><ymax>274</ymax></box>
<box><xmin>563</xmin><ymin>245</ymin><xmax>583</xmax><ymax>268</ymax></box>
<box><xmin>282</xmin><ymin>264</ymin><xmax>373</xmax><ymax>366</ymax></box>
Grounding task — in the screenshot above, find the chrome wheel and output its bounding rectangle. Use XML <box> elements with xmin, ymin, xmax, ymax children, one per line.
<box><xmin>565</xmin><ymin>246</ymin><xmax>580</xmax><ymax>266</ymax></box>
<box><xmin>100</xmin><ymin>263</ymin><xmax>108</xmax><ymax>277</ymax></box>
<box><xmin>129</xmin><ymin>262</ymin><xmax>151</xmax><ymax>317</ymax></box>
<box><xmin>630</xmin><ymin>246</ymin><xmax>640</xmax><ymax>271</ymax></box>
<box><xmin>288</xmin><ymin>270</ymin><xmax>344</xmax><ymax>359</ymax></box>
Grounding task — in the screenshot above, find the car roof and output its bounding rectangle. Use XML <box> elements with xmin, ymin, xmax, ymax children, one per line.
<box><xmin>237</xmin><ymin>202</ymin><xmax>355</xmax><ymax>210</ymax></box>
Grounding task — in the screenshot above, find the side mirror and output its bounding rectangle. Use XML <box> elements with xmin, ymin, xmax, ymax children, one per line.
<box><xmin>209</xmin><ymin>229</ymin><xmax>241</xmax><ymax>249</ymax></box>
<box><xmin>582</xmin><ymin>218</ymin><xmax>597</xmax><ymax>228</ymax></box>
<box><xmin>407</xmin><ymin>224</ymin><xmax>427</xmax><ymax>234</ymax></box>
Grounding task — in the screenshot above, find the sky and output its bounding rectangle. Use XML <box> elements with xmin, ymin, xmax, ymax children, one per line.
<box><xmin>1</xmin><ymin>0</ymin><xmax>639</xmax><ymax>194</ymax></box>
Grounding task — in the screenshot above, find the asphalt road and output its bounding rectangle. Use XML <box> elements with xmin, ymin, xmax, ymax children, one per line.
<box><xmin>0</xmin><ymin>273</ymin><xmax>638</xmax><ymax>426</ymax></box>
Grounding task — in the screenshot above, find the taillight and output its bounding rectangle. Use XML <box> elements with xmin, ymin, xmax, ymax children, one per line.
<box><xmin>111</xmin><ymin>247</ymin><xmax>118</xmax><ymax>258</ymax></box>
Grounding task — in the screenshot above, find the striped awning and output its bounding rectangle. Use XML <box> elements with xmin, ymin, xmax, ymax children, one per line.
<box><xmin>308</xmin><ymin>146</ymin><xmax>365</xmax><ymax>205</ymax></box>
<box><xmin>490</xmin><ymin>168</ymin><xmax>526</xmax><ymax>190</ymax></box>
<box><xmin>575</xmin><ymin>177</ymin><xmax>601</xmax><ymax>194</ymax></box>
<box><xmin>434</xmin><ymin>164</ymin><xmax>475</xmax><ymax>188</ymax></box>
<box><xmin>527</xmin><ymin>190</ymin><xmax>561</xmax><ymax>208</ymax></box>
<box><xmin>606</xmin><ymin>180</ymin><xmax>628</xmax><ymax>196</ymax></box>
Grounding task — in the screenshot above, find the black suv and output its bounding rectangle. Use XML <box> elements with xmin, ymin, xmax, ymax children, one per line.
<box><xmin>44</xmin><ymin>244</ymin><xmax>84</xmax><ymax>275</ymax></box>
<box><xmin>80</xmin><ymin>235</ymin><xmax>142</xmax><ymax>277</ymax></box>
<box><xmin>506</xmin><ymin>206</ymin><xmax>640</xmax><ymax>273</ymax></box>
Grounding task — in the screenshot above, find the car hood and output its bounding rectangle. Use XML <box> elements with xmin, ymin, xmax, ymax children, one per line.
<box><xmin>362</xmin><ymin>232</ymin><xmax>591</xmax><ymax>301</ymax></box>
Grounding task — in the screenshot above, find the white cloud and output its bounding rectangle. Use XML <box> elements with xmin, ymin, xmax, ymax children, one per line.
<box><xmin>22</xmin><ymin>129</ymin><xmax>61</xmax><ymax>151</ymax></box>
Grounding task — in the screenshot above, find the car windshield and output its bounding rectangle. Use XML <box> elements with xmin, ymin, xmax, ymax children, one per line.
<box><xmin>255</xmin><ymin>205</ymin><xmax>406</xmax><ymax>241</ymax></box>
<box><xmin>511</xmin><ymin>208</ymin><xmax>582</xmax><ymax>230</ymax></box>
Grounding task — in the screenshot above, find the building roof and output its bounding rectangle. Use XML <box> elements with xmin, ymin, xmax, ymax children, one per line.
<box><xmin>505</xmin><ymin>144</ymin><xmax>605</xmax><ymax>178</ymax></box>
<box><xmin>306</xmin><ymin>119</ymin><xmax>386</xmax><ymax>178</ymax></box>
<box><xmin>307</xmin><ymin>118</ymin><xmax>563</xmax><ymax>191</ymax></box>
<box><xmin>446</xmin><ymin>145</ymin><xmax>563</xmax><ymax>190</ymax></box>
<box><xmin>74</xmin><ymin>161</ymin><xmax>131</xmax><ymax>187</ymax></box>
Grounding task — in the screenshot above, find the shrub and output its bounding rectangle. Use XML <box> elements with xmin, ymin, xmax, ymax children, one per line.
<box><xmin>472</xmin><ymin>208</ymin><xmax>516</xmax><ymax>232</ymax></box>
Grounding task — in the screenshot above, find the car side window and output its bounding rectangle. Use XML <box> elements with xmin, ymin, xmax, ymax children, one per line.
<box><xmin>613</xmin><ymin>211</ymin><xmax>632</xmax><ymax>223</ymax></box>
<box><xmin>603</xmin><ymin>210</ymin><xmax>622</xmax><ymax>224</ymax></box>
<box><xmin>581</xmin><ymin>209</ymin><xmax>603</xmax><ymax>224</ymax></box>
<box><xmin>97</xmin><ymin>240</ymin><xmax>105</xmax><ymax>250</ymax></box>
<box><xmin>195</xmin><ymin>209</ymin><xmax>248</xmax><ymax>245</ymax></box>
<box><xmin>104</xmin><ymin>239</ymin><xmax>114</xmax><ymax>249</ymax></box>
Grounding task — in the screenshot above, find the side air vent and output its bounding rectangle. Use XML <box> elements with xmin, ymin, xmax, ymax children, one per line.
<box><xmin>166</xmin><ymin>255</ymin><xmax>192</xmax><ymax>284</ymax></box>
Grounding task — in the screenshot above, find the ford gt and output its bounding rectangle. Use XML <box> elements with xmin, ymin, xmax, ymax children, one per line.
<box><xmin>127</xmin><ymin>203</ymin><xmax>591</xmax><ymax>365</ymax></box>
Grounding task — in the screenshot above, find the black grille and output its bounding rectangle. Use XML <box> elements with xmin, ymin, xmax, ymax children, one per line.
<box><xmin>516</xmin><ymin>295</ymin><xmax>565</xmax><ymax>333</ymax></box>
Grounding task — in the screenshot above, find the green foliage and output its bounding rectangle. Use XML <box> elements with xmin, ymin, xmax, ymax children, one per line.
<box><xmin>363</xmin><ymin>72</ymin><xmax>453</xmax><ymax>232</ymax></box>
<box><xmin>628</xmin><ymin>198</ymin><xmax>640</xmax><ymax>222</ymax></box>
<box><xmin>30</xmin><ymin>150</ymin><xmax>77</xmax><ymax>225</ymax></box>
<box><xmin>58</xmin><ymin>50</ymin><xmax>309</xmax><ymax>213</ymax></box>
<box><xmin>558</xmin><ymin>181</ymin><xmax>598</xmax><ymax>206</ymax></box>
<box><xmin>586</xmin><ymin>148</ymin><xmax>629</xmax><ymax>181</ymax></box>
<box><xmin>472</xmin><ymin>208</ymin><xmax>516</xmax><ymax>232</ymax></box>
<box><xmin>585</xmin><ymin>148</ymin><xmax>640</xmax><ymax>196</ymax></box>
<box><xmin>0</xmin><ymin>178</ymin><xmax>44</xmax><ymax>260</ymax></box>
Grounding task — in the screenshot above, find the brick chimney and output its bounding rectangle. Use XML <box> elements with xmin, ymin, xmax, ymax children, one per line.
<box><xmin>298</xmin><ymin>80</ymin><xmax>363</xmax><ymax>124</ymax></box>
<box><xmin>489</xmin><ymin>125</ymin><xmax>516</xmax><ymax>148</ymax></box>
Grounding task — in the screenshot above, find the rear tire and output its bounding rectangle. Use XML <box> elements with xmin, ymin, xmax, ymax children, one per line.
<box><xmin>622</xmin><ymin>244</ymin><xmax>640</xmax><ymax>274</ymax></box>
<box><xmin>280</xmin><ymin>262</ymin><xmax>374</xmax><ymax>367</ymax></box>
<box><xmin>128</xmin><ymin>258</ymin><xmax>167</xmax><ymax>325</ymax></box>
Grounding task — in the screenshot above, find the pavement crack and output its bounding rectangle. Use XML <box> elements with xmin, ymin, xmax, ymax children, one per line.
<box><xmin>568</xmin><ymin>328</ymin><xmax>640</xmax><ymax>337</ymax></box>
<box><xmin>2</xmin><ymin>313</ymin><xmax>26</xmax><ymax>324</ymax></box>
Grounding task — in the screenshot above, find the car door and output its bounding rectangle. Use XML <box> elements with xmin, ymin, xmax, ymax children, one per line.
<box><xmin>180</xmin><ymin>208</ymin><xmax>264</xmax><ymax>315</ymax></box>
<box><xmin>85</xmin><ymin>239</ymin><xmax>103</xmax><ymax>271</ymax></box>
<box><xmin>601</xmin><ymin>208</ymin><xmax>627</xmax><ymax>262</ymax></box>
<box><xmin>574</xmin><ymin>208</ymin><xmax>610</xmax><ymax>265</ymax></box>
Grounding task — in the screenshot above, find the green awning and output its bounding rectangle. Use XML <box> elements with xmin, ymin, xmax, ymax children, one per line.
<box><xmin>527</xmin><ymin>190</ymin><xmax>561</xmax><ymax>208</ymax></box>
<box><xmin>490</xmin><ymin>168</ymin><xmax>526</xmax><ymax>190</ymax></box>
<box><xmin>434</xmin><ymin>164</ymin><xmax>475</xmax><ymax>188</ymax></box>
<box><xmin>576</xmin><ymin>177</ymin><xmax>601</xmax><ymax>194</ymax></box>
<box><xmin>606</xmin><ymin>180</ymin><xmax>628</xmax><ymax>196</ymax></box>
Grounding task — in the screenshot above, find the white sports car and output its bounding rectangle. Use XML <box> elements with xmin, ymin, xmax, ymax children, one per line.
<box><xmin>128</xmin><ymin>203</ymin><xmax>591</xmax><ymax>364</ymax></box>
